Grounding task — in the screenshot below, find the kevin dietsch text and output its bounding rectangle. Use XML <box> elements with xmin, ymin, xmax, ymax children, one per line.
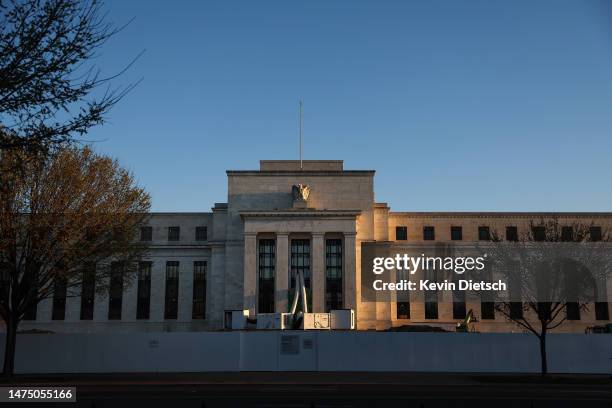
<box><xmin>373</xmin><ymin>279</ymin><xmax>507</xmax><ymax>292</ymax></box>
<box><xmin>371</xmin><ymin>253</ymin><xmax>506</xmax><ymax>292</ymax></box>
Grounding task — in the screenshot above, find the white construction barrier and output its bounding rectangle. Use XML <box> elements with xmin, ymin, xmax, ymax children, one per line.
<box><xmin>0</xmin><ymin>331</ymin><xmax>611</xmax><ymax>374</ymax></box>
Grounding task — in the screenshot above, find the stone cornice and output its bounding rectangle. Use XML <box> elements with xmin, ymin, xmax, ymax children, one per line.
<box><xmin>240</xmin><ymin>209</ymin><xmax>361</xmax><ymax>218</ymax></box>
<box><xmin>227</xmin><ymin>170</ymin><xmax>375</xmax><ymax>176</ymax></box>
<box><xmin>147</xmin><ymin>244</ymin><xmax>210</xmax><ymax>250</ymax></box>
<box><xmin>389</xmin><ymin>211</ymin><xmax>612</xmax><ymax>219</ymax></box>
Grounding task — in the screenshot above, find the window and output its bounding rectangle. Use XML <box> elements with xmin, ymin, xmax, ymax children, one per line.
<box><xmin>510</xmin><ymin>302</ymin><xmax>523</xmax><ymax>319</ymax></box>
<box><xmin>453</xmin><ymin>301</ymin><xmax>466</xmax><ymax>320</ymax></box>
<box><xmin>506</xmin><ymin>226</ymin><xmax>518</xmax><ymax>242</ymax></box>
<box><xmin>425</xmin><ymin>301</ymin><xmax>438</xmax><ymax>319</ymax></box>
<box><xmin>140</xmin><ymin>226</ymin><xmax>152</xmax><ymax>242</ymax></box>
<box><xmin>80</xmin><ymin>264</ymin><xmax>95</xmax><ymax>320</ymax></box>
<box><xmin>258</xmin><ymin>240</ymin><xmax>275</xmax><ymax>313</ymax></box>
<box><xmin>566</xmin><ymin>302</ymin><xmax>580</xmax><ymax>320</ymax></box>
<box><xmin>168</xmin><ymin>226</ymin><xmax>180</xmax><ymax>241</ymax></box>
<box><xmin>478</xmin><ymin>226</ymin><xmax>490</xmax><ymax>241</ymax></box>
<box><xmin>480</xmin><ymin>302</ymin><xmax>495</xmax><ymax>320</ymax></box>
<box><xmin>192</xmin><ymin>261</ymin><xmax>207</xmax><ymax>319</ymax></box>
<box><xmin>532</xmin><ymin>226</ymin><xmax>546</xmax><ymax>242</ymax></box>
<box><xmin>195</xmin><ymin>226</ymin><xmax>207</xmax><ymax>241</ymax></box>
<box><xmin>395</xmin><ymin>226</ymin><xmax>407</xmax><ymax>241</ymax></box>
<box><xmin>595</xmin><ymin>302</ymin><xmax>609</xmax><ymax>320</ymax></box>
<box><xmin>51</xmin><ymin>277</ymin><xmax>67</xmax><ymax>320</ymax></box>
<box><xmin>424</xmin><ymin>267</ymin><xmax>438</xmax><ymax>319</ymax></box>
<box><xmin>561</xmin><ymin>226</ymin><xmax>573</xmax><ymax>242</ymax></box>
<box><xmin>290</xmin><ymin>239</ymin><xmax>311</xmax><ymax>311</ymax></box>
<box><xmin>325</xmin><ymin>239</ymin><xmax>343</xmax><ymax>312</ymax></box>
<box><xmin>423</xmin><ymin>226</ymin><xmax>435</xmax><ymax>241</ymax></box>
<box><xmin>108</xmin><ymin>262</ymin><xmax>124</xmax><ymax>320</ymax></box>
<box><xmin>397</xmin><ymin>302</ymin><xmax>410</xmax><ymax>319</ymax></box>
<box><xmin>165</xmin><ymin>261</ymin><xmax>179</xmax><ymax>319</ymax></box>
<box><xmin>451</xmin><ymin>226</ymin><xmax>462</xmax><ymax>241</ymax></box>
<box><xmin>590</xmin><ymin>226</ymin><xmax>602</xmax><ymax>242</ymax></box>
<box><xmin>452</xmin><ymin>287</ymin><xmax>466</xmax><ymax>320</ymax></box>
<box><xmin>137</xmin><ymin>262</ymin><xmax>152</xmax><ymax>319</ymax></box>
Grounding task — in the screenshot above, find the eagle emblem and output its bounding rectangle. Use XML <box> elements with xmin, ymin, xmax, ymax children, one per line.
<box><xmin>292</xmin><ymin>184</ymin><xmax>310</xmax><ymax>202</ymax></box>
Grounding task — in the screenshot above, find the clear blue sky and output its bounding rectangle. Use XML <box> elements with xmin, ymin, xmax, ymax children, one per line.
<box><xmin>88</xmin><ymin>0</ymin><xmax>612</xmax><ymax>212</ymax></box>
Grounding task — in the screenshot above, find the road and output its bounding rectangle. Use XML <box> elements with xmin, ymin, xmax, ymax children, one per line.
<box><xmin>2</xmin><ymin>372</ymin><xmax>611</xmax><ymax>407</ymax></box>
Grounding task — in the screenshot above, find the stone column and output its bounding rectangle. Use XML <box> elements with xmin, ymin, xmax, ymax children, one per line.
<box><xmin>93</xmin><ymin>275</ymin><xmax>110</xmax><ymax>321</ymax></box>
<box><xmin>149</xmin><ymin>261</ymin><xmax>165</xmax><ymax>322</ymax></box>
<box><xmin>312</xmin><ymin>233</ymin><xmax>325</xmax><ymax>312</ymax></box>
<box><xmin>208</xmin><ymin>245</ymin><xmax>226</xmax><ymax>328</ymax></box>
<box><xmin>275</xmin><ymin>233</ymin><xmax>289</xmax><ymax>313</ymax></box>
<box><xmin>243</xmin><ymin>233</ymin><xmax>257</xmax><ymax>315</ymax></box>
<box><xmin>344</xmin><ymin>233</ymin><xmax>357</xmax><ymax>311</ymax></box>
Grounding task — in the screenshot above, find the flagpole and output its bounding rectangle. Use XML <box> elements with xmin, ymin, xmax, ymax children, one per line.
<box><xmin>299</xmin><ymin>99</ymin><xmax>303</xmax><ymax>170</ymax></box>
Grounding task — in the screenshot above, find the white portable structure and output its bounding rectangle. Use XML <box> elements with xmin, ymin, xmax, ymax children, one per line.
<box><xmin>224</xmin><ymin>309</ymin><xmax>250</xmax><ymax>330</ymax></box>
<box><xmin>330</xmin><ymin>309</ymin><xmax>355</xmax><ymax>330</ymax></box>
<box><xmin>302</xmin><ymin>313</ymin><xmax>331</xmax><ymax>330</ymax></box>
<box><xmin>256</xmin><ymin>313</ymin><xmax>293</xmax><ymax>330</ymax></box>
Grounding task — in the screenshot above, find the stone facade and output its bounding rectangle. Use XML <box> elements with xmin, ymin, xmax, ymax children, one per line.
<box><xmin>16</xmin><ymin>160</ymin><xmax>612</xmax><ymax>333</ymax></box>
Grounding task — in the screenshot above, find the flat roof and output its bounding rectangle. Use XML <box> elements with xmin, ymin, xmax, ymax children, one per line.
<box><xmin>260</xmin><ymin>160</ymin><xmax>344</xmax><ymax>171</ymax></box>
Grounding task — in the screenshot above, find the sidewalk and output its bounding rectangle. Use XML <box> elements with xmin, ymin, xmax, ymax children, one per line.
<box><xmin>4</xmin><ymin>371</ymin><xmax>611</xmax><ymax>386</ymax></box>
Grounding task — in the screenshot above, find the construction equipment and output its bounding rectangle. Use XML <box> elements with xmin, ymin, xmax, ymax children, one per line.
<box><xmin>456</xmin><ymin>309</ymin><xmax>477</xmax><ymax>333</ymax></box>
<box><xmin>585</xmin><ymin>324</ymin><xmax>612</xmax><ymax>334</ymax></box>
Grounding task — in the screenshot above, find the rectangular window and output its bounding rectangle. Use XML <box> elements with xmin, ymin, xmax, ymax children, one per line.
<box><xmin>108</xmin><ymin>262</ymin><xmax>124</xmax><ymax>320</ymax></box>
<box><xmin>258</xmin><ymin>239</ymin><xmax>275</xmax><ymax>313</ymax></box>
<box><xmin>453</xmin><ymin>302</ymin><xmax>466</xmax><ymax>320</ymax></box>
<box><xmin>566</xmin><ymin>302</ymin><xmax>580</xmax><ymax>320</ymax></box>
<box><xmin>478</xmin><ymin>226</ymin><xmax>491</xmax><ymax>241</ymax></box>
<box><xmin>532</xmin><ymin>226</ymin><xmax>546</xmax><ymax>242</ymax></box>
<box><xmin>510</xmin><ymin>302</ymin><xmax>523</xmax><ymax>319</ymax></box>
<box><xmin>395</xmin><ymin>226</ymin><xmax>407</xmax><ymax>241</ymax></box>
<box><xmin>195</xmin><ymin>226</ymin><xmax>207</xmax><ymax>241</ymax></box>
<box><xmin>425</xmin><ymin>301</ymin><xmax>438</xmax><ymax>319</ymax></box>
<box><xmin>450</xmin><ymin>226</ymin><xmax>462</xmax><ymax>241</ymax></box>
<box><xmin>595</xmin><ymin>302</ymin><xmax>609</xmax><ymax>320</ymax></box>
<box><xmin>192</xmin><ymin>261</ymin><xmax>207</xmax><ymax>319</ymax></box>
<box><xmin>168</xmin><ymin>226</ymin><xmax>180</xmax><ymax>241</ymax></box>
<box><xmin>424</xmin><ymin>266</ymin><xmax>438</xmax><ymax>319</ymax></box>
<box><xmin>325</xmin><ymin>239</ymin><xmax>343</xmax><ymax>312</ymax></box>
<box><xmin>452</xmin><ymin>287</ymin><xmax>466</xmax><ymax>320</ymax></box>
<box><xmin>423</xmin><ymin>226</ymin><xmax>435</xmax><ymax>241</ymax></box>
<box><xmin>590</xmin><ymin>226</ymin><xmax>602</xmax><ymax>242</ymax></box>
<box><xmin>137</xmin><ymin>262</ymin><xmax>152</xmax><ymax>320</ymax></box>
<box><xmin>290</xmin><ymin>239</ymin><xmax>311</xmax><ymax>311</ymax></box>
<box><xmin>452</xmin><ymin>268</ymin><xmax>466</xmax><ymax>319</ymax></box>
<box><xmin>397</xmin><ymin>302</ymin><xmax>410</xmax><ymax>319</ymax></box>
<box><xmin>21</xmin><ymin>266</ymin><xmax>38</xmax><ymax>320</ymax></box>
<box><xmin>506</xmin><ymin>226</ymin><xmax>518</xmax><ymax>242</ymax></box>
<box><xmin>140</xmin><ymin>226</ymin><xmax>152</xmax><ymax>241</ymax></box>
<box><xmin>165</xmin><ymin>261</ymin><xmax>179</xmax><ymax>319</ymax></box>
<box><xmin>80</xmin><ymin>264</ymin><xmax>95</xmax><ymax>320</ymax></box>
<box><xmin>561</xmin><ymin>226</ymin><xmax>573</xmax><ymax>242</ymax></box>
<box><xmin>51</xmin><ymin>277</ymin><xmax>67</xmax><ymax>320</ymax></box>
<box><xmin>480</xmin><ymin>302</ymin><xmax>495</xmax><ymax>319</ymax></box>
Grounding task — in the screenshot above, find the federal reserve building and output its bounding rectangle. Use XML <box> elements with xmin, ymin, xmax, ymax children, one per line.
<box><xmin>20</xmin><ymin>160</ymin><xmax>612</xmax><ymax>333</ymax></box>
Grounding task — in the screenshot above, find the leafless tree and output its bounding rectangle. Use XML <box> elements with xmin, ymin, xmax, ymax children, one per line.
<box><xmin>0</xmin><ymin>0</ymin><xmax>139</xmax><ymax>153</ymax></box>
<box><xmin>485</xmin><ymin>218</ymin><xmax>611</xmax><ymax>375</ymax></box>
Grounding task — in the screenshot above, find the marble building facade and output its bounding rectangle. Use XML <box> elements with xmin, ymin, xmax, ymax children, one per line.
<box><xmin>17</xmin><ymin>160</ymin><xmax>612</xmax><ymax>333</ymax></box>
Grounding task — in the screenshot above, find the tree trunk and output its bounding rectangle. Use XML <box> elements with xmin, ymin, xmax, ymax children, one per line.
<box><xmin>539</xmin><ymin>331</ymin><xmax>548</xmax><ymax>376</ymax></box>
<box><xmin>2</xmin><ymin>315</ymin><xmax>18</xmax><ymax>378</ymax></box>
